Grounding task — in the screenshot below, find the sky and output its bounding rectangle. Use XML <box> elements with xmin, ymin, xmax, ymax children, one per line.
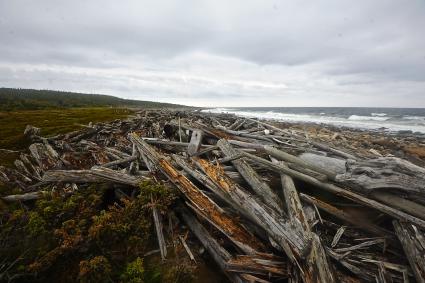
<box><xmin>0</xmin><ymin>0</ymin><xmax>424</xmax><ymax>107</ymax></box>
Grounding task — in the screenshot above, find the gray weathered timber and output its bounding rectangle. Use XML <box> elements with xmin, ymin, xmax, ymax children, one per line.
<box><xmin>187</xmin><ymin>129</ymin><xmax>204</xmax><ymax>156</ymax></box>
<box><xmin>265</xmin><ymin>145</ymin><xmax>338</xmax><ymax>180</ymax></box>
<box><xmin>271</xmin><ymin>158</ymin><xmax>337</xmax><ymax>283</ymax></box>
<box><xmin>99</xmin><ymin>156</ymin><xmax>138</xmax><ymax>168</ymax></box>
<box><xmin>172</xmin><ymin>154</ymin><xmax>239</xmax><ymax>209</ymax></box>
<box><xmin>2</xmin><ymin>191</ymin><xmax>45</xmax><ymax>202</ymax></box>
<box><xmin>336</xmin><ymin>157</ymin><xmax>425</xmax><ymax>200</ymax></box>
<box><xmin>42</xmin><ymin>168</ymin><xmax>143</xmax><ymax>186</ymax></box>
<box><xmin>299</xmin><ymin>194</ymin><xmax>395</xmax><ymax>241</ymax></box>
<box><xmin>309</xmin><ymin>140</ymin><xmax>356</xmax><ymax>160</ymax></box>
<box><xmin>152</xmin><ymin>205</ymin><xmax>167</xmax><ymax>260</ymax></box>
<box><xmin>130</xmin><ymin>133</ymin><xmax>264</xmax><ymax>255</ymax></box>
<box><xmin>393</xmin><ymin>221</ymin><xmax>425</xmax><ymax>283</ymax></box>
<box><xmin>217</xmin><ymin>139</ymin><xmax>284</xmax><ymax>215</ymax></box>
<box><xmin>195</xmin><ymin>158</ymin><xmax>311</xmax><ymax>262</ymax></box>
<box><xmin>241</xmin><ymin>150</ymin><xmax>425</xmax><ymax>229</ymax></box>
<box><xmin>299</xmin><ymin>152</ymin><xmax>347</xmax><ymax>175</ymax></box>
<box><xmin>372</xmin><ymin>192</ymin><xmax>425</xmax><ymax>221</ymax></box>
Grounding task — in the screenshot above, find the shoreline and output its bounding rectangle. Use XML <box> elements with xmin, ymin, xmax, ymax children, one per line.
<box><xmin>201</xmin><ymin>108</ymin><xmax>425</xmax><ymax>136</ymax></box>
<box><xmin>203</xmin><ymin>110</ymin><xmax>425</xmax><ymax>167</ymax></box>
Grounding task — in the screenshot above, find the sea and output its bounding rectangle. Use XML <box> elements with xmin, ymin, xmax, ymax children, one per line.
<box><xmin>202</xmin><ymin>107</ymin><xmax>425</xmax><ymax>134</ymax></box>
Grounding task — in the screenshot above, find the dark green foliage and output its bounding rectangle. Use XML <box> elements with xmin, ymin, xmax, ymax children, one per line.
<box><xmin>0</xmin><ymin>88</ymin><xmax>189</xmax><ymax>111</ymax></box>
<box><xmin>138</xmin><ymin>180</ymin><xmax>177</xmax><ymax>211</ymax></box>
<box><xmin>0</xmin><ymin>181</ymin><xmax>177</xmax><ymax>282</ymax></box>
<box><xmin>120</xmin><ymin>257</ymin><xmax>145</xmax><ymax>283</ymax></box>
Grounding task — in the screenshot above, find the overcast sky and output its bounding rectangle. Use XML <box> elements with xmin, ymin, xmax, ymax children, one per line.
<box><xmin>0</xmin><ymin>0</ymin><xmax>424</xmax><ymax>107</ymax></box>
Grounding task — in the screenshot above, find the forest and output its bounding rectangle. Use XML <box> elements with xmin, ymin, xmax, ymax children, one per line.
<box><xmin>0</xmin><ymin>88</ymin><xmax>187</xmax><ymax>111</ymax></box>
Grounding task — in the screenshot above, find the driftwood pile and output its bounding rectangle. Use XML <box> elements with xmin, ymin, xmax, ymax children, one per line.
<box><xmin>1</xmin><ymin>109</ymin><xmax>425</xmax><ymax>283</ymax></box>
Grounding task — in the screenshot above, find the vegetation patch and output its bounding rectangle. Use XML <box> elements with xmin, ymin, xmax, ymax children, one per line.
<box><xmin>0</xmin><ymin>181</ymin><xmax>183</xmax><ymax>282</ymax></box>
<box><xmin>0</xmin><ymin>107</ymin><xmax>132</xmax><ymax>167</ymax></box>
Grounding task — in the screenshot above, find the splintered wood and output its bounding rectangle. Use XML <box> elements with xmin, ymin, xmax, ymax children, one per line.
<box><xmin>1</xmin><ymin>109</ymin><xmax>425</xmax><ymax>282</ymax></box>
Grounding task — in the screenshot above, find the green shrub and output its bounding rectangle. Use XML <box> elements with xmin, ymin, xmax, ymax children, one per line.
<box><xmin>120</xmin><ymin>257</ymin><xmax>145</xmax><ymax>283</ymax></box>
<box><xmin>26</xmin><ymin>212</ymin><xmax>47</xmax><ymax>237</ymax></box>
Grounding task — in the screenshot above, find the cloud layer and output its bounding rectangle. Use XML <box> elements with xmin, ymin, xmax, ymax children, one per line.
<box><xmin>1</xmin><ymin>0</ymin><xmax>424</xmax><ymax>106</ymax></box>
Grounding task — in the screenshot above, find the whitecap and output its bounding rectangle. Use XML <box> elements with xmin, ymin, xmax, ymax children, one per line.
<box><xmin>348</xmin><ymin>115</ymin><xmax>390</xmax><ymax>121</ymax></box>
<box><xmin>402</xmin><ymin>116</ymin><xmax>425</xmax><ymax>121</ymax></box>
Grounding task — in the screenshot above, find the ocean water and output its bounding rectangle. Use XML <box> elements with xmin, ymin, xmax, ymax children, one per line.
<box><xmin>202</xmin><ymin>107</ymin><xmax>425</xmax><ymax>134</ymax></box>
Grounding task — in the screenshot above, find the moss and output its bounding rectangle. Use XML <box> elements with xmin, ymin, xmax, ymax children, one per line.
<box><xmin>120</xmin><ymin>257</ymin><xmax>145</xmax><ymax>283</ymax></box>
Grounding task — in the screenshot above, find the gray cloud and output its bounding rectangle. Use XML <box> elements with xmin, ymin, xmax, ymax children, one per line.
<box><xmin>0</xmin><ymin>0</ymin><xmax>424</xmax><ymax>106</ymax></box>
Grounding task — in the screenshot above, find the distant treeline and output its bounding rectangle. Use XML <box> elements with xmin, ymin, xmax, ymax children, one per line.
<box><xmin>0</xmin><ymin>88</ymin><xmax>189</xmax><ymax>110</ymax></box>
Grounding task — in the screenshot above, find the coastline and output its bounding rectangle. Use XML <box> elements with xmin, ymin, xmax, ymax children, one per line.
<box><xmin>204</xmin><ymin>110</ymin><xmax>425</xmax><ymax>167</ymax></box>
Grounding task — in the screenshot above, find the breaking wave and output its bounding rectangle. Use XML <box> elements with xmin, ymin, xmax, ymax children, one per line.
<box><xmin>202</xmin><ymin>108</ymin><xmax>425</xmax><ymax>133</ymax></box>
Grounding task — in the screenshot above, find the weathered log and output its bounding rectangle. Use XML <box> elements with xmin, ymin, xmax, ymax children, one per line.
<box><xmin>336</xmin><ymin>157</ymin><xmax>425</xmax><ymax>200</ymax></box>
<box><xmin>299</xmin><ymin>152</ymin><xmax>347</xmax><ymax>175</ymax></box>
<box><xmin>299</xmin><ymin>193</ymin><xmax>394</xmax><ymax>239</ymax></box>
<box><xmin>99</xmin><ymin>156</ymin><xmax>137</xmax><ymax>168</ymax></box>
<box><xmin>309</xmin><ymin>141</ymin><xmax>356</xmax><ymax>160</ymax></box>
<box><xmin>187</xmin><ymin>130</ymin><xmax>204</xmax><ymax>156</ymax></box>
<box><xmin>227</xmin><ymin>119</ymin><xmax>242</xmax><ymax>130</ymax></box>
<box><xmin>2</xmin><ymin>191</ymin><xmax>46</xmax><ymax>202</ymax></box>
<box><xmin>178</xmin><ymin>207</ymin><xmax>245</xmax><ymax>283</ymax></box>
<box><xmin>229</xmin><ymin>140</ymin><xmax>265</xmax><ymax>150</ymax></box>
<box><xmin>195</xmin><ymin>158</ymin><xmax>310</xmax><ymax>262</ymax></box>
<box><xmin>217</xmin><ymin>139</ymin><xmax>284</xmax><ymax>215</ymax></box>
<box><xmin>24</xmin><ymin>125</ymin><xmax>41</xmax><ymax>138</ymax></box>
<box><xmin>179</xmin><ymin>235</ymin><xmax>196</xmax><ymax>262</ymax></box>
<box><xmin>128</xmin><ymin>142</ymin><xmax>139</xmax><ymax>174</ymax></box>
<box><xmin>241</xmin><ymin>150</ymin><xmax>425</xmax><ymax>229</ymax></box>
<box><xmin>14</xmin><ymin>159</ymin><xmax>32</xmax><ymax>179</ymax></box>
<box><xmin>172</xmin><ymin>155</ymin><xmax>239</xmax><ymax>209</ymax></box>
<box><xmin>29</xmin><ymin>143</ymin><xmax>63</xmax><ymax>171</ymax></box>
<box><xmin>372</xmin><ymin>191</ymin><xmax>425</xmax><ymax>221</ymax></box>
<box><xmin>42</xmin><ymin>168</ymin><xmax>143</xmax><ymax>186</ymax></box>
<box><xmin>245</xmin><ymin>118</ymin><xmax>292</xmax><ymax>137</ymax></box>
<box><xmin>216</xmin><ymin>127</ymin><xmax>274</xmax><ymax>143</ymax></box>
<box><xmin>326</xmin><ymin>248</ymin><xmax>375</xmax><ymax>282</ymax></box>
<box><xmin>20</xmin><ymin>154</ymin><xmax>42</xmax><ymax>180</ymax></box>
<box><xmin>130</xmin><ymin>133</ymin><xmax>264</xmax><ymax>254</ymax></box>
<box><xmin>143</xmin><ymin>138</ymin><xmax>213</xmax><ymax>149</ymax></box>
<box><xmin>265</xmin><ymin>146</ymin><xmax>337</xmax><ymax>180</ymax></box>
<box><xmin>334</xmin><ymin>238</ymin><xmax>385</xmax><ymax>253</ymax></box>
<box><xmin>152</xmin><ymin>204</ymin><xmax>167</xmax><ymax>260</ymax></box>
<box><xmin>271</xmin><ymin>158</ymin><xmax>337</xmax><ymax>283</ymax></box>
<box><xmin>226</xmin><ymin>254</ymin><xmax>288</xmax><ymax>278</ymax></box>
<box><xmin>393</xmin><ymin>221</ymin><xmax>425</xmax><ymax>283</ymax></box>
